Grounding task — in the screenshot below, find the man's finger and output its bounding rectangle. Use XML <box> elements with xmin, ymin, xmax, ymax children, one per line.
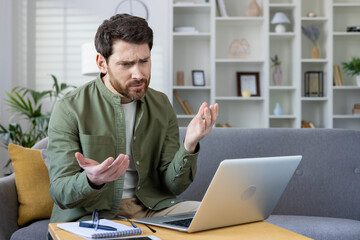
<box><xmin>204</xmin><ymin>105</ymin><xmax>211</xmax><ymax>129</ymax></box>
<box><xmin>196</xmin><ymin>102</ymin><xmax>207</xmax><ymax>119</ymax></box>
<box><xmin>210</xmin><ymin>103</ymin><xmax>219</xmax><ymax>125</ymax></box>
<box><xmin>75</xmin><ymin>152</ymin><xmax>93</xmax><ymax>167</ymax></box>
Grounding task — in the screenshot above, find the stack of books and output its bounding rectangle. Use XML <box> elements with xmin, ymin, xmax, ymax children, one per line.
<box><xmin>173</xmin><ymin>90</ymin><xmax>194</xmax><ymax>115</ymax></box>
<box><xmin>352</xmin><ymin>104</ymin><xmax>360</xmax><ymax>116</ymax></box>
<box><xmin>333</xmin><ymin>65</ymin><xmax>344</xmax><ymax>86</ymax></box>
<box><xmin>301</xmin><ymin>120</ymin><xmax>315</xmax><ymax>128</ymax></box>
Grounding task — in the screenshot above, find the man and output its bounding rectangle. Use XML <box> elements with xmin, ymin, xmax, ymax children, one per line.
<box><xmin>47</xmin><ymin>13</ymin><xmax>218</xmax><ymax>223</ymax></box>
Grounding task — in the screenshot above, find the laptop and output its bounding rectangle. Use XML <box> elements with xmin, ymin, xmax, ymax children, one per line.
<box><xmin>134</xmin><ymin>155</ymin><xmax>302</xmax><ymax>233</ymax></box>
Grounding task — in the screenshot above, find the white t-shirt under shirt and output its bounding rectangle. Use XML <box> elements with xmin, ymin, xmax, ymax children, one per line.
<box><xmin>121</xmin><ymin>100</ymin><xmax>138</xmax><ymax>199</ymax></box>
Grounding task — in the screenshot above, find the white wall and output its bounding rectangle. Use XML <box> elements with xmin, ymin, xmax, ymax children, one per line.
<box><xmin>0</xmin><ymin>0</ymin><xmax>13</xmax><ymax>176</ymax></box>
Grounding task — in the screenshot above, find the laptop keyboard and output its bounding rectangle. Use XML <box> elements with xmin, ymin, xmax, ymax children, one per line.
<box><xmin>164</xmin><ymin>218</ymin><xmax>193</xmax><ymax>228</ymax></box>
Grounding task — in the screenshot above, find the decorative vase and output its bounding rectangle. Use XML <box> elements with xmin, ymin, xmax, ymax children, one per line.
<box><xmin>273</xmin><ymin>65</ymin><xmax>282</xmax><ymax>86</ymax></box>
<box><xmin>273</xmin><ymin>102</ymin><xmax>283</xmax><ymax>116</ymax></box>
<box><xmin>246</xmin><ymin>0</ymin><xmax>261</xmax><ymax>17</ymax></box>
<box><xmin>311</xmin><ymin>45</ymin><xmax>320</xmax><ymax>59</ymax></box>
<box><xmin>356</xmin><ymin>75</ymin><xmax>360</xmax><ymax>86</ymax></box>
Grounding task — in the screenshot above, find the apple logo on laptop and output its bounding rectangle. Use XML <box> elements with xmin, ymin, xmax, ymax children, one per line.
<box><xmin>242</xmin><ymin>185</ymin><xmax>257</xmax><ymax>201</ymax></box>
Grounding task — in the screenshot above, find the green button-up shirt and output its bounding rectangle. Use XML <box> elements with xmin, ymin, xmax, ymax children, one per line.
<box><xmin>47</xmin><ymin>76</ymin><xmax>199</xmax><ymax>223</ymax></box>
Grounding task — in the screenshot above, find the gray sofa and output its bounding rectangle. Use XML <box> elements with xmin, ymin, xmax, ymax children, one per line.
<box><xmin>1</xmin><ymin>128</ymin><xmax>360</xmax><ymax>240</ymax></box>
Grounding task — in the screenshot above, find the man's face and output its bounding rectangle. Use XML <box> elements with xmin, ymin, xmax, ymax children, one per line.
<box><xmin>101</xmin><ymin>40</ymin><xmax>151</xmax><ymax>102</ymax></box>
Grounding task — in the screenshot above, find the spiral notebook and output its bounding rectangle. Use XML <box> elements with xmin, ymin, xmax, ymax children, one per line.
<box><xmin>57</xmin><ymin>219</ymin><xmax>142</xmax><ymax>239</ymax></box>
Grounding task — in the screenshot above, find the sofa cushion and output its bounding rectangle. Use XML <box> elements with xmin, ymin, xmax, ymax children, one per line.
<box><xmin>10</xmin><ymin>219</ymin><xmax>50</xmax><ymax>240</ymax></box>
<box><xmin>266</xmin><ymin>215</ymin><xmax>360</xmax><ymax>240</ymax></box>
<box><xmin>8</xmin><ymin>144</ymin><xmax>53</xmax><ymax>226</ymax></box>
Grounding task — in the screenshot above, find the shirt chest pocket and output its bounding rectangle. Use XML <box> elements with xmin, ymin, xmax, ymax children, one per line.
<box><xmin>79</xmin><ymin>134</ymin><xmax>116</xmax><ymax>162</ymax></box>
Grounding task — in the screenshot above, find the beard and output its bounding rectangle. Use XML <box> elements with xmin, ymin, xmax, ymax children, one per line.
<box><xmin>108</xmin><ymin>70</ymin><xmax>150</xmax><ymax>101</ymax></box>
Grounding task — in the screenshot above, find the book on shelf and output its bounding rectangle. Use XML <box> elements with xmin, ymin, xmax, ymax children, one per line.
<box><xmin>301</xmin><ymin>120</ymin><xmax>315</xmax><ymax>128</ymax></box>
<box><xmin>183</xmin><ymin>101</ymin><xmax>195</xmax><ymax>115</ymax></box>
<box><xmin>173</xmin><ymin>90</ymin><xmax>191</xmax><ymax>115</ymax></box>
<box><xmin>336</xmin><ymin>65</ymin><xmax>344</xmax><ymax>86</ymax></box>
<box><xmin>57</xmin><ymin>219</ymin><xmax>142</xmax><ymax>239</ymax></box>
<box><xmin>352</xmin><ymin>108</ymin><xmax>360</xmax><ymax>114</ymax></box>
<box><xmin>333</xmin><ymin>65</ymin><xmax>344</xmax><ymax>86</ymax></box>
<box><xmin>353</xmin><ymin>103</ymin><xmax>360</xmax><ymax>115</ymax></box>
<box><xmin>216</xmin><ymin>0</ymin><xmax>228</xmax><ymax>17</ymax></box>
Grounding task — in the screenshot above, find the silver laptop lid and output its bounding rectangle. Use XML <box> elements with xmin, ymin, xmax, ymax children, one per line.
<box><xmin>187</xmin><ymin>155</ymin><xmax>302</xmax><ymax>232</ymax></box>
<box><xmin>135</xmin><ymin>155</ymin><xmax>302</xmax><ymax>233</ymax></box>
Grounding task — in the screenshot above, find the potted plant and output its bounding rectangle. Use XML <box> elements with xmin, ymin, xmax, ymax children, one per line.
<box><xmin>271</xmin><ymin>54</ymin><xmax>282</xmax><ymax>86</ymax></box>
<box><xmin>0</xmin><ymin>75</ymin><xmax>75</xmax><ymax>174</ymax></box>
<box><xmin>342</xmin><ymin>56</ymin><xmax>360</xmax><ymax>86</ymax></box>
<box><xmin>301</xmin><ymin>25</ymin><xmax>320</xmax><ymax>59</ymax></box>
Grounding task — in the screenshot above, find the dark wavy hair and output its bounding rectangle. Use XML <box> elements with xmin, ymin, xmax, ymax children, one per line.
<box><xmin>94</xmin><ymin>14</ymin><xmax>153</xmax><ymax>62</ymax></box>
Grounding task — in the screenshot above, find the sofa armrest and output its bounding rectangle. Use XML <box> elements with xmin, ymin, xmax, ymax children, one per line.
<box><xmin>0</xmin><ymin>173</ymin><xmax>19</xmax><ymax>240</ymax></box>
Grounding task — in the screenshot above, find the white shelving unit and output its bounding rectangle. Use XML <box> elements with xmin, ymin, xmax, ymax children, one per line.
<box><xmin>332</xmin><ymin>0</ymin><xmax>360</xmax><ymax>129</ymax></box>
<box><xmin>169</xmin><ymin>0</ymin><xmax>360</xmax><ymax>130</ymax></box>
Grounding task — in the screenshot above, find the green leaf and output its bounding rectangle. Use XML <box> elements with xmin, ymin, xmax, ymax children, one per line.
<box><xmin>1</xmin><ymin>74</ymin><xmax>76</xmax><ymax>150</ymax></box>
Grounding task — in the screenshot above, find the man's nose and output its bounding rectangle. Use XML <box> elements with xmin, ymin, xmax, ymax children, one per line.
<box><xmin>131</xmin><ymin>64</ymin><xmax>144</xmax><ymax>79</ymax></box>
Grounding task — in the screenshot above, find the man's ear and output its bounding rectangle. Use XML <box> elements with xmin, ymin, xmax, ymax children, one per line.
<box><xmin>96</xmin><ymin>53</ymin><xmax>108</xmax><ymax>74</ymax></box>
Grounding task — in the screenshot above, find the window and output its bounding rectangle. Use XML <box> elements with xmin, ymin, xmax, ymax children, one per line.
<box><xmin>16</xmin><ymin>0</ymin><xmax>168</xmax><ymax>93</ymax></box>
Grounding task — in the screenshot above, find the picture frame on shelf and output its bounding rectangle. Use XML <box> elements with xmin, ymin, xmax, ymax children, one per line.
<box><xmin>237</xmin><ymin>72</ymin><xmax>260</xmax><ymax>97</ymax></box>
<box><xmin>192</xmin><ymin>70</ymin><xmax>206</xmax><ymax>86</ymax></box>
<box><xmin>304</xmin><ymin>71</ymin><xmax>323</xmax><ymax>97</ymax></box>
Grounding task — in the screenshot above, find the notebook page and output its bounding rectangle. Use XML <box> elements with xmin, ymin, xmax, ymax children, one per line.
<box><xmin>57</xmin><ymin>219</ymin><xmax>142</xmax><ymax>239</ymax></box>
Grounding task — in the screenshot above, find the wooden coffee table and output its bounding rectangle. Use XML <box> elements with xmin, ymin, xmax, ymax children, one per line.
<box><xmin>49</xmin><ymin>220</ymin><xmax>312</xmax><ymax>240</ymax></box>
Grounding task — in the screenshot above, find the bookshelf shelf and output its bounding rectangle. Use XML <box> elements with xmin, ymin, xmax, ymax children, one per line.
<box><xmin>301</xmin><ymin>59</ymin><xmax>329</xmax><ymax>63</ymax></box>
<box><xmin>215</xmin><ymin>59</ymin><xmax>264</xmax><ymax>63</ymax></box>
<box><xmin>269</xmin><ymin>86</ymin><xmax>297</xmax><ymax>90</ymax></box>
<box><xmin>270</xmin><ymin>115</ymin><xmax>296</xmax><ymax>119</ymax></box>
<box><xmin>169</xmin><ymin>0</ymin><xmax>359</xmax><ymax>130</ymax></box>
<box><xmin>301</xmin><ymin>97</ymin><xmax>329</xmax><ymax>101</ymax></box>
<box><xmin>333</xmin><ymin>3</ymin><xmax>360</xmax><ymax>7</ymax></box>
<box><xmin>269</xmin><ymin>33</ymin><xmax>296</xmax><ymax>38</ymax></box>
<box><xmin>333</xmin><ymin>115</ymin><xmax>360</xmax><ymax>119</ymax></box>
<box><xmin>269</xmin><ymin>3</ymin><xmax>296</xmax><ymax>8</ymax></box>
<box><xmin>215</xmin><ymin>17</ymin><xmax>265</xmax><ymax>21</ymax></box>
<box><xmin>301</xmin><ymin>17</ymin><xmax>328</xmax><ymax>22</ymax></box>
<box><xmin>216</xmin><ymin>96</ymin><xmax>265</xmax><ymax>101</ymax></box>
<box><xmin>333</xmin><ymin>86</ymin><xmax>360</xmax><ymax>90</ymax></box>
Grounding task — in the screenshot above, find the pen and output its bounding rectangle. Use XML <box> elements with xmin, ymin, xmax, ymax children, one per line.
<box><xmin>79</xmin><ymin>222</ymin><xmax>117</xmax><ymax>231</ymax></box>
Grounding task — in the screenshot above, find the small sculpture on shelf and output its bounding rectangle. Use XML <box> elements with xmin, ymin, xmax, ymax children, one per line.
<box><xmin>271</xmin><ymin>54</ymin><xmax>282</xmax><ymax>86</ymax></box>
<box><xmin>246</xmin><ymin>0</ymin><xmax>261</xmax><ymax>17</ymax></box>
<box><xmin>228</xmin><ymin>38</ymin><xmax>250</xmax><ymax>59</ymax></box>
<box><xmin>301</xmin><ymin>25</ymin><xmax>320</xmax><ymax>59</ymax></box>
<box><xmin>306</xmin><ymin>12</ymin><xmax>317</xmax><ymax>18</ymax></box>
<box><xmin>242</xmin><ymin>90</ymin><xmax>251</xmax><ymax>98</ymax></box>
<box><xmin>273</xmin><ymin>102</ymin><xmax>283</xmax><ymax>116</ymax></box>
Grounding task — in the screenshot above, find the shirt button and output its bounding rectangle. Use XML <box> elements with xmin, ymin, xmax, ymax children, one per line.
<box><xmin>133</xmin><ymin>136</ymin><xmax>137</xmax><ymax>141</ymax></box>
<box><xmin>136</xmin><ymin>161</ymin><xmax>140</xmax><ymax>165</ymax></box>
<box><xmin>171</xmin><ymin>201</ymin><xmax>175</xmax><ymax>204</ymax></box>
<box><xmin>137</xmin><ymin>186</ymin><xmax>141</xmax><ymax>190</ymax></box>
<box><xmin>184</xmin><ymin>158</ymin><xmax>188</xmax><ymax>163</ymax></box>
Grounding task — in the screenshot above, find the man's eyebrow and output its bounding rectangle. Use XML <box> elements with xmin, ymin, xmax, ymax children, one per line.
<box><xmin>118</xmin><ymin>56</ymin><xmax>150</xmax><ymax>64</ymax></box>
<box><xmin>118</xmin><ymin>60</ymin><xmax>135</xmax><ymax>64</ymax></box>
<box><xmin>140</xmin><ymin>56</ymin><xmax>150</xmax><ymax>61</ymax></box>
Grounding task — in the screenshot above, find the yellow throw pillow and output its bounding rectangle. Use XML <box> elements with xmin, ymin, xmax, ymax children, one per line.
<box><xmin>8</xmin><ymin>144</ymin><xmax>53</xmax><ymax>226</ymax></box>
